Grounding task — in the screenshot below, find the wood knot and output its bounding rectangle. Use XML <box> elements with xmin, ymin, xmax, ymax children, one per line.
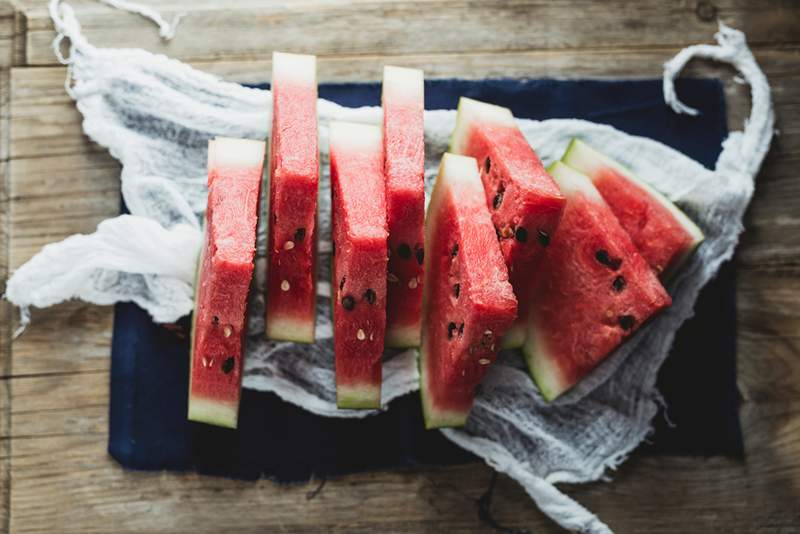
<box><xmin>695</xmin><ymin>1</ymin><xmax>718</xmax><ymax>22</ymax></box>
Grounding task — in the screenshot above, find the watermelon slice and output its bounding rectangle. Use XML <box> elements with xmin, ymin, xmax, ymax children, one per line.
<box><xmin>189</xmin><ymin>137</ymin><xmax>265</xmax><ymax>428</ymax></box>
<box><xmin>265</xmin><ymin>52</ymin><xmax>319</xmax><ymax>343</ymax></box>
<box><xmin>382</xmin><ymin>65</ymin><xmax>425</xmax><ymax>348</ymax></box>
<box><xmin>420</xmin><ymin>153</ymin><xmax>517</xmax><ymax>428</ymax></box>
<box><xmin>450</xmin><ymin>97</ymin><xmax>565</xmax><ymax>348</ymax></box>
<box><xmin>562</xmin><ymin>138</ymin><xmax>704</xmax><ymax>279</ymax></box>
<box><xmin>329</xmin><ymin>122</ymin><xmax>388</xmax><ymax>409</ymax></box>
<box><xmin>524</xmin><ymin>162</ymin><xmax>671</xmax><ymax>401</ymax></box>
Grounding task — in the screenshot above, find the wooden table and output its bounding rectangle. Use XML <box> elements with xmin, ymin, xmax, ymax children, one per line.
<box><xmin>1</xmin><ymin>1</ymin><xmax>799</xmax><ymax>532</ymax></box>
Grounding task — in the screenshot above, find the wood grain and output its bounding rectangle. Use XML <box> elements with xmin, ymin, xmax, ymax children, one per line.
<box><xmin>16</xmin><ymin>0</ymin><xmax>800</xmax><ymax>67</ymax></box>
<box><xmin>2</xmin><ymin>1</ymin><xmax>800</xmax><ymax>532</ymax></box>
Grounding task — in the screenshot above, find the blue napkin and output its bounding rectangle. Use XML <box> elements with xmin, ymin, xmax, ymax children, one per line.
<box><xmin>109</xmin><ymin>78</ymin><xmax>739</xmax><ymax>480</ymax></box>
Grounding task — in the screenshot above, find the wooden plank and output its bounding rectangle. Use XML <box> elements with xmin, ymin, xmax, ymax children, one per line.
<box><xmin>8</xmin><ymin>398</ymin><xmax>799</xmax><ymax>532</ymax></box>
<box><xmin>0</xmin><ymin>0</ymin><xmax>15</xmax><ymax>68</ymax></box>
<box><xmin>17</xmin><ymin>0</ymin><xmax>800</xmax><ymax>67</ymax></box>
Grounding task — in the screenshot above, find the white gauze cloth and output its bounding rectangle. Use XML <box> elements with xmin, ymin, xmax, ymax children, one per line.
<box><xmin>4</xmin><ymin>2</ymin><xmax>774</xmax><ymax>532</ymax></box>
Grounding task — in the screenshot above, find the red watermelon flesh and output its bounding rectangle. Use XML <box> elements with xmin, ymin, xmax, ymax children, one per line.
<box><xmin>562</xmin><ymin>138</ymin><xmax>704</xmax><ymax>279</ymax></box>
<box><xmin>189</xmin><ymin>137</ymin><xmax>265</xmax><ymax>428</ymax></box>
<box><xmin>450</xmin><ymin>97</ymin><xmax>565</xmax><ymax>348</ymax></box>
<box><xmin>524</xmin><ymin>162</ymin><xmax>671</xmax><ymax>401</ymax></box>
<box><xmin>420</xmin><ymin>153</ymin><xmax>517</xmax><ymax>428</ymax></box>
<box><xmin>329</xmin><ymin>122</ymin><xmax>388</xmax><ymax>409</ymax></box>
<box><xmin>265</xmin><ymin>52</ymin><xmax>319</xmax><ymax>343</ymax></box>
<box><xmin>382</xmin><ymin>65</ymin><xmax>425</xmax><ymax>348</ymax></box>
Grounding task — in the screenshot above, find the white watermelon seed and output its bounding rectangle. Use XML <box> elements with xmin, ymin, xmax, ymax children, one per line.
<box><xmin>284</xmin><ymin>240</ymin><xmax>295</xmax><ymax>250</ymax></box>
<box><xmin>281</xmin><ymin>280</ymin><xmax>290</xmax><ymax>291</ymax></box>
<box><xmin>357</xmin><ymin>329</ymin><xmax>366</xmax><ymax>341</ymax></box>
<box><xmin>408</xmin><ymin>277</ymin><xmax>418</xmax><ymax>289</ymax></box>
<box><xmin>387</xmin><ymin>273</ymin><xmax>399</xmax><ymax>283</ymax></box>
<box><xmin>223</xmin><ymin>325</ymin><xmax>233</xmax><ymax>338</ymax></box>
<box><xmin>479</xmin><ymin>358</ymin><xmax>491</xmax><ymax>365</ymax></box>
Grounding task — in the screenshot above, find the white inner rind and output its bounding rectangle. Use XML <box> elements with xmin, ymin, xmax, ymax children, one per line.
<box><xmin>382</xmin><ymin>65</ymin><xmax>424</xmax><ymax>101</ymax></box>
<box><xmin>329</xmin><ymin>121</ymin><xmax>382</xmax><ymax>152</ymax></box>
<box><xmin>449</xmin><ymin>97</ymin><xmax>516</xmax><ymax>154</ymax></box>
<box><xmin>563</xmin><ymin>138</ymin><xmax>705</xmax><ymax>246</ymax></box>
<box><xmin>547</xmin><ymin>161</ymin><xmax>603</xmax><ymax>201</ymax></box>
<box><xmin>272</xmin><ymin>51</ymin><xmax>317</xmax><ymax>86</ymax></box>
<box><xmin>187</xmin><ymin>397</ymin><xmax>238</xmax><ymax>429</ymax></box>
<box><xmin>208</xmin><ymin>137</ymin><xmax>266</xmax><ymax>170</ymax></box>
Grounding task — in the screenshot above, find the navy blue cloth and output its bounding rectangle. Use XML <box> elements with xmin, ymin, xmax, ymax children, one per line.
<box><xmin>109</xmin><ymin>78</ymin><xmax>740</xmax><ymax>481</ymax></box>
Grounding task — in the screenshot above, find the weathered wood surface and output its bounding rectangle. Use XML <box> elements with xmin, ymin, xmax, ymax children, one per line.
<box><xmin>1</xmin><ymin>0</ymin><xmax>799</xmax><ymax>532</ymax></box>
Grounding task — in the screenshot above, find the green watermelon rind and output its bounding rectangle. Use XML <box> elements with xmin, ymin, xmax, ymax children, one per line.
<box><xmin>336</xmin><ymin>383</ymin><xmax>381</xmax><ymax>410</ymax></box>
<box><xmin>448</xmin><ymin>97</ymin><xmax>516</xmax><ymax>155</ymax></box>
<box><xmin>188</xmin><ymin>221</ymin><xmax>239</xmax><ymax>429</ymax></box>
<box><xmin>418</xmin><ymin>349</ymin><xmax>470</xmax><ymax>429</ymax></box>
<box><xmin>522</xmin><ymin>323</ymin><xmax>567</xmax><ymax>403</ymax></box>
<box><xmin>562</xmin><ymin>138</ymin><xmax>705</xmax><ymax>278</ymax></box>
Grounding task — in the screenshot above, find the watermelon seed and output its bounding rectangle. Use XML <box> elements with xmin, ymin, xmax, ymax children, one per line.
<box><xmin>500</xmin><ymin>226</ymin><xmax>514</xmax><ymax>239</ymax></box>
<box><xmin>515</xmin><ymin>227</ymin><xmax>528</xmax><ymax>243</ymax></box>
<box><xmin>416</xmin><ymin>248</ymin><xmax>424</xmax><ymax>265</ymax></box>
<box><xmin>451</xmin><ymin>243</ymin><xmax>459</xmax><ymax>258</ymax></box>
<box><xmin>479</xmin><ymin>358</ymin><xmax>491</xmax><ymax>366</ymax></box>
<box><xmin>202</xmin><ymin>356</ymin><xmax>211</xmax><ymax>368</ymax></box>
<box><xmin>369</xmin><ymin>332</ymin><xmax>374</xmax><ymax>341</ymax></box>
<box><xmin>612</xmin><ymin>275</ymin><xmax>626</xmax><ymax>293</ymax></box>
<box><xmin>484</xmin><ymin>156</ymin><xmax>491</xmax><ymax>174</ymax></box>
<box><xmin>342</xmin><ymin>295</ymin><xmax>356</xmax><ymax>311</ymax></box>
<box><xmin>281</xmin><ymin>280</ymin><xmax>291</xmax><ymax>292</ymax></box>
<box><xmin>447</xmin><ymin>322</ymin><xmax>457</xmax><ymax>340</ymax></box>
<box><xmin>295</xmin><ymin>228</ymin><xmax>306</xmax><ymax>241</ymax></box>
<box><xmin>408</xmin><ymin>277</ymin><xmax>418</xmax><ymax>289</ymax></box>
<box><xmin>356</xmin><ymin>329</ymin><xmax>366</xmax><ymax>341</ymax></box>
<box><xmin>458</xmin><ymin>322</ymin><xmax>465</xmax><ymax>336</ymax></box>
<box><xmin>223</xmin><ymin>325</ymin><xmax>233</xmax><ymax>338</ymax></box>
<box><xmin>618</xmin><ymin>315</ymin><xmax>636</xmax><ymax>331</ymax></box>
<box><xmin>363</xmin><ymin>288</ymin><xmax>376</xmax><ymax>304</ymax></box>
<box><xmin>398</xmin><ymin>243</ymin><xmax>412</xmax><ymax>259</ymax></box>
<box><xmin>212</xmin><ymin>315</ymin><xmax>219</xmax><ymax>325</ymax></box>
<box><xmin>492</xmin><ymin>183</ymin><xmax>505</xmax><ymax>210</ymax></box>
<box><xmin>595</xmin><ymin>249</ymin><xmax>622</xmax><ymax>270</ymax></box>
<box><xmin>453</xmin><ymin>283</ymin><xmax>460</xmax><ymax>298</ymax></box>
<box><xmin>537</xmin><ymin>229</ymin><xmax>550</xmax><ymax>247</ymax></box>
<box><xmin>339</xmin><ymin>277</ymin><xmax>346</xmax><ymax>290</ymax></box>
<box><xmin>222</xmin><ymin>356</ymin><xmax>235</xmax><ymax>374</ymax></box>
<box><xmin>284</xmin><ymin>240</ymin><xmax>295</xmax><ymax>251</ymax></box>
<box><xmin>387</xmin><ymin>273</ymin><xmax>400</xmax><ymax>283</ymax></box>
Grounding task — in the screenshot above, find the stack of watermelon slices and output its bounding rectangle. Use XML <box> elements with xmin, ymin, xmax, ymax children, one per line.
<box><xmin>187</xmin><ymin>66</ymin><xmax>706</xmax><ymax>428</ymax></box>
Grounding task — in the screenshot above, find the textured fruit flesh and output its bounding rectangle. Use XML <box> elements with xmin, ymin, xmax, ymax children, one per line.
<box><xmin>421</xmin><ymin>153</ymin><xmax>517</xmax><ymax>428</ymax></box>
<box><xmin>330</xmin><ymin>122</ymin><xmax>388</xmax><ymax>409</ymax></box>
<box><xmin>451</xmin><ymin>98</ymin><xmax>565</xmax><ymax>348</ymax></box>
<box><xmin>562</xmin><ymin>139</ymin><xmax>704</xmax><ymax>279</ymax></box>
<box><xmin>189</xmin><ymin>137</ymin><xmax>265</xmax><ymax>428</ymax></box>
<box><xmin>266</xmin><ymin>52</ymin><xmax>319</xmax><ymax>343</ymax></box>
<box><xmin>383</xmin><ymin>66</ymin><xmax>425</xmax><ymax>348</ymax></box>
<box><xmin>524</xmin><ymin>162</ymin><xmax>671</xmax><ymax>401</ymax></box>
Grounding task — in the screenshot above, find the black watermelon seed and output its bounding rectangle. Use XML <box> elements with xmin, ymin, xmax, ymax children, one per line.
<box><xmin>295</xmin><ymin>228</ymin><xmax>306</xmax><ymax>241</ymax></box>
<box><xmin>451</xmin><ymin>243</ymin><xmax>459</xmax><ymax>258</ymax></box>
<box><xmin>515</xmin><ymin>227</ymin><xmax>528</xmax><ymax>243</ymax></box>
<box><xmin>339</xmin><ymin>276</ymin><xmax>346</xmax><ymax>290</ymax></box>
<box><xmin>212</xmin><ymin>315</ymin><xmax>219</xmax><ymax>325</ymax></box>
<box><xmin>537</xmin><ymin>229</ymin><xmax>550</xmax><ymax>247</ymax></box>
<box><xmin>222</xmin><ymin>356</ymin><xmax>235</xmax><ymax>374</ymax></box>
<box><xmin>447</xmin><ymin>322</ymin><xmax>457</xmax><ymax>340</ymax></box>
<box><xmin>398</xmin><ymin>243</ymin><xmax>412</xmax><ymax>259</ymax></box>
<box><xmin>453</xmin><ymin>283</ymin><xmax>461</xmax><ymax>298</ymax></box>
<box><xmin>495</xmin><ymin>227</ymin><xmax>502</xmax><ymax>239</ymax></box>
<box><xmin>342</xmin><ymin>295</ymin><xmax>356</xmax><ymax>311</ymax></box>
<box><xmin>363</xmin><ymin>288</ymin><xmax>376</xmax><ymax>304</ymax></box>
<box><xmin>612</xmin><ymin>275</ymin><xmax>626</xmax><ymax>293</ymax></box>
<box><xmin>618</xmin><ymin>315</ymin><xmax>635</xmax><ymax>331</ymax></box>
<box><xmin>484</xmin><ymin>156</ymin><xmax>491</xmax><ymax>174</ymax></box>
<box><xmin>416</xmin><ymin>248</ymin><xmax>424</xmax><ymax>265</ymax></box>
<box><xmin>492</xmin><ymin>192</ymin><xmax>503</xmax><ymax>210</ymax></box>
<box><xmin>458</xmin><ymin>322</ymin><xmax>465</xmax><ymax>335</ymax></box>
<box><xmin>595</xmin><ymin>249</ymin><xmax>622</xmax><ymax>270</ymax></box>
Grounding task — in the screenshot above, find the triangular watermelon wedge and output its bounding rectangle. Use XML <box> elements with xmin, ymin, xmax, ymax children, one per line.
<box><xmin>420</xmin><ymin>153</ymin><xmax>517</xmax><ymax>428</ymax></box>
<box><xmin>329</xmin><ymin>122</ymin><xmax>388</xmax><ymax>409</ymax></box>
<box><xmin>450</xmin><ymin>97</ymin><xmax>565</xmax><ymax>348</ymax></box>
<box><xmin>189</xmin><ymin>137</ymin><xmax>265</xmax><ymax>428</ymax></box>
<box><xmin>562</xmin><ymin>138</ymin><xmax>704</xmax><ymax>279</ymax></box>
<box><xmin>524</xmin><ymin>162</ymin><xmax>672</xmax><ymax>401</ymax></box>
